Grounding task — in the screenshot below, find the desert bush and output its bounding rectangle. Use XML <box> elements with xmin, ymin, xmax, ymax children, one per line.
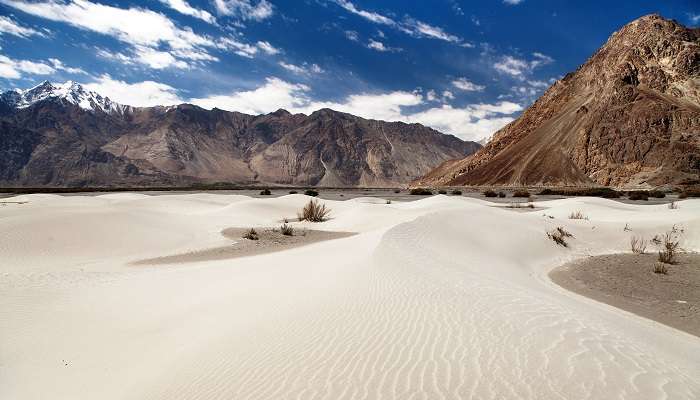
<box><xmin>653</xmin><ymin>262</ymin><xmax>668</xmax><ymax>275</ymax></box>
<box><xmin>568</xmin><ymin>210</ymin><xmax>588</xmax><ymax>220</ymax></box>
<box><xmin>280</xmin><ymin>223</ymin><xmax>294</xmax><ymax>236</ymax></box>
<box><xmin>498</xmin><ymin>191</ymin><xmax>506</xmax><ymax>198</ymax></box>
<box><xmin>657</xmin><ymin>231</ymin><xmax>680</xmax><ymax>264</ymax></box>
<box><xmin>668</xmin><ymin>201</ymin><xmax>679</xmax><ymax>209</ymax></box>
<box><xmin>243</xmin><ymin>228</ymin><xmax>259</xmax><ymax>240</ymax></box>
<box><xmin>304</xmin><ymin>189</ymin><xmax>319</xmax><ymax>197</ymax></box>
<box><xmin>410</xmin><ymin>188</ymin><xmax>433</xmax><ymax>195</ymax></box>
<box><xmin>438</xmin><ymin>189</ymin><xmax>447</xmax><ymax>194</ymax></box>
<box><xmin>678</xmin><ymin>191</ymin><xmax>688</xmax><ymax>199</ymax></box>
<box><xmin>260</xmin><ymin>189</ymin><xmax>271</xmax><ymax>195</ymax></box>
<box><xmin>628</xmin><ymin>191</ymin><xmax>649</xmax><ymax>201</ymax></box>
<box><xmin>512</xmin><ymin>190</ymin><xmax>531</xmax><ymax>198</ymax></box>
<box><xmin>630</xmin><ymin>236</ymin><xmax>647</xmax><ymax>254</ymax></box>
<box><xmin>649</xmin><ymin>190</ymin><xmax>666</xmax><ymax>198</ymax></box>
<box><xmin>298</xmin><ymin>199</ymin><xmax>331</xmax><ymax>222</ymax></box>
<box><xmin>386</xmin><ymin>199</ymin><xmax>392</xmax><ymax>204</ymax></box>
<box><xmin>547</xmin><ymin>226</ymin><xmax>573</xmax><ymax>247</ymax></box>
<box><xmin>508</xmin><ymin>202</ymin><xmax>535</xmax><ymax>209</ymax></box>
<box><xmin>289</xmin><ymin>190</ymin><xmax>298</xmax><ymax>194</ymax></box>
<box><xmin>451</xmin><ymin>189</ymin><xmax>462</xmax><ymax>195</ymax></box>
<box><xmin>393</xmin><ymin>189</ymin><xmax>401</xmax><ymax>193</ymax></box>
<box><xmin>483</xmin><ymin>190</ymin><xmax>497</xmax><ymax>198</ymax></box>
<box><xmin>538</xmin><ymin>188</ymin><xmax>554</xmax><ymax>195</ymax></box>
<box><xmin>537</xmin><ymin>187</ymin><xmax>621</xmax><ymax>198</ymax></box>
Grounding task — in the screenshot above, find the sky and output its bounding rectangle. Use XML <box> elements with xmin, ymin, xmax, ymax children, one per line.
<box><xmin>0</xmin><ymin>0</ymin><xmax>698</xmax><ymax>142</ymax></box>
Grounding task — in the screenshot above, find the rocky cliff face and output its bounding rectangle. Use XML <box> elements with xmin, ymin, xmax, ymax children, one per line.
<box><xmin>0</xmin><ymin>83</ymin><xmax>479</xmax><ymax>187</ymax></box>
<box><xmin>416</xmin><ymin>14</ymin><xmax>700</xmax><ymax>188</ymax></box>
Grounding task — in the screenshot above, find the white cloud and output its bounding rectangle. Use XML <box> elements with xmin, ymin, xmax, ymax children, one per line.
<box><xmin>190</xmin><ymin>77</ymin><xmax>310</xmax><ymax>114</ymax></box>
<box><xmin>494</xmin><ymin>53</ymin><xmax>553</xmax><ymax>77</ymax></box>
<box><xmin>0</xmin><ymin>54</ymin><xmax>54</xmax><ymax>79</ymax></box>
<box><xmin>159</xmin><ymin>0</ymin><xmax>215</xmax><ymax>23</ymax></box>
<box><xmin>452</xmin><ymin>77</ymin><xmax>485</xmax><ymax>92</ymax></box>
<box><xmin>688</xmin><ymin>13</ymin><xmax>700</xmax><ymax>25</ymax></box>
<box><xmin>278</xmin><ymin>61</ymin><xmax>324</xmax><ymax>75</ymax></box>
<box><xmin>256</xmin><ymin>40</ymin><xmax>280</xmax><ymax>55</ymax></box>
<box><xmin>0</xmin><ymin>15</ymin><xmax>44</xmax><ymax>38</ymax></box>
<box><xmin>503</xmin><ymin>0</ymin><xmax>524</xmax><ymax>4</ymax></box>
<box><xmin>0</xmin><ymin>0</ymin><xmax>263</xmax><ymax>69</ymax></box>
<box><xmin>332</xmin><ymin>0</ymin><xmax>463</xmax><ymax>44</ymax></box>
<box><xmin>367</xmin><ymin>39</ymin><xmax>399</xmax><ymax>52</ymax></box>
<box><xmin>190</xmin><ymin>76</ymin><xmax>520</xmax><ymax>141</ymax></box>
<box><xmin>84</xmin><ymin>74</ymin><xmax>183</xmax><ymax>107</ymax></box>
<box><xmin>335</xmin><ymin>0</ymin><xmax>393</xmax><ymax>25</ymax></box>
<box><xmin>213</xmin><ymin>0</ymin><xmax>273</xmax><ymax>21</ymax></box>
<box><xmin>442</xmin><ymin>90</ymin><xmax>454</xmax><ymax>100</ymax></box>
<box><xmin>48</xmin><ymin>58</ymin><xmax>87</xmax><ymax>74</ymax></box>
<box><xmin>426</xmin><ymin>90</ymin><xmax>437</xmax><ymax>101</ymax></box>
<box><xmin>345</xmin><ymin>30</ymin><xmax>359</xmax><ymax>42</ymax></box>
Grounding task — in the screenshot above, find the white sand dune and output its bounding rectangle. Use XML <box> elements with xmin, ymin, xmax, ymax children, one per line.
<box><xmin>1</xmin><ymin>194</ymin><xmax>698</xmax><ymax>399</ymax></box>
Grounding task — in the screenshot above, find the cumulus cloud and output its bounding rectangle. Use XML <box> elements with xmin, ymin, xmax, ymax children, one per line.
<box><xmin>159</xmin><ymin>0</ymin><xmax>215</xmax><ymax>23</ymax></box>
<box><xmin>452</xmin><ymin>77</ymin><xmax>485</xmax><ymax>92</ymax></box>
<box><xmin>0</xmin><ymin>15</ymin><xmax>45</xmax><ymax>38</ymax></box>
<box><xmin>213</xmin><ymin>0</ymin><xmax>273</xmax><ymax>21</ymax></box>
<box><xmin>0</xmin><ymin>54</ymin><xmax>54</xmax><ymax>79</ymax></box>
<box><xmin>190</xmin><ymin>77</ymin><xmax>521</xmax><ymax>141</ymax></box>
<box><xmin>84</xmin><ymin>74</ymin><xmax>183</xmax><ymax>107</ymax></box>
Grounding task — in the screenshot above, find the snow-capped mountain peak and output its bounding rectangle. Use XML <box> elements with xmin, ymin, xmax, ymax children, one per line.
<box><xmin>0</xmin><ymin>81</ymin><xmax>128</xmax><ymax>115</ymax></box>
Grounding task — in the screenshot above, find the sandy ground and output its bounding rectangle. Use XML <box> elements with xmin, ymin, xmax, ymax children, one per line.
<box><xmin>133</xmin><ymin>228</ymin><xmax>355</xmax><ymax>265</ymax></box>
<box><xmin>1</xmin><ymin>193</ymin><xmax>699</xmax><ymax>399</ymax></box>
<box><xmin>550</xmin><ymin>253</ymin><xmax>700</xmax><ymax>337</ymax></box>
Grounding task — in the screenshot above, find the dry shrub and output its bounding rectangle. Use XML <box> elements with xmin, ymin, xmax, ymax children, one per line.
<box><xmin>483</xmin><ymin>190</ymin><xmax>497</xmax><ymax>198</ymax></box>
<box><xmin>280</xmin><ymin>223</ymin><xmax>294</xmax><ymax>236</ymax></box>
<box><xmin>547</xmin><ymin>226</ymin><xmax>574</xmax><ymax>247</ymax></box>
<box><xmin>298</xmin><ymin>199</ymin><xmax>331</xmax><ymax>222</ymax></box>
<box><xmin>451</xmin><ymin>189</ymin><xmax>462</xmax><ymax>195</ymax></box>
<box><xmin>512</xmin><ymin>190</ymin><xmax>531</xmax><ymax>198</ymax></box>
<box><xmin>498</xmin><ymin>191</ymin><xmax>506</xmax><ymax>198</ymax></box>
<box><xmin>304</xmin><ymin>189</ymin><xmax>319</xmax><ymax>197</ymax></box>
<box><xmin>568</xmin><ymin>210</ymin><xmax>588</xmax><ymax>220</ymax></box>
<box><xmin>653</xmin><ymin>262</ymin><xmax>668</xmax><ymax>275</ymax></box>
<box><xmin>657</xmin><ymin>231</ymin><xmax>680</xmax><ymax>264</ymax></box>
<box><xmin>260</xmin><ymin>189</ymin><xmax>271</xmax><ymax>195</ymax></box>
<box><xmin>508</xmin><ymin>202</ymin><xmax>534</xmax><ymax>209</ymax></box>
<box><xmin>410</xmin><ymin>188</ymin><xmax>433</xmax><ymax>195</ymax></box>
<box><xmin>668</xmin><ymin>201</ymin><xmax>679</xmax><ymax>210</ymax></box>
<box><xmin>630</xmin><ymin>236</ymin><xmax>647</xmax><ymax>254</ymax></box>
<box><xmin>628</xmin><ymin>191</ymin><xmax>649</xmax><ymax>201</ymax></box>
<box><xmin>243</xmin><ymin>228</ymin><xmax>259</xmax><ymax>240</ymax></box>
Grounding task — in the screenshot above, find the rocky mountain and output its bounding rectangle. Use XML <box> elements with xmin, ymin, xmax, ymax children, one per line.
<box><xmin>416</xmin><ymin>14</ymin><xmax>700</xmax><ymax>188</ymax></box>
<box><xmin>0</xmin><ymin>82</ymin><xmax>480</xmax><ymax>187</ymax></box>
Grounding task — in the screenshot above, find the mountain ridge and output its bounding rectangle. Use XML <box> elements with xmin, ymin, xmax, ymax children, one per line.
<box><xmin>415</xmin><ymin>14</ymin><xmax>700</xmax><ymax>189</ymax></box>
<box><xmin>0</xmin><ymin>81</ymin><xmax>480</xmax><ymax>188</ymax></box>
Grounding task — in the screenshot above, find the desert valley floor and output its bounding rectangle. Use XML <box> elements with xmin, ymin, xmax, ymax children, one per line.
<box><xmin>1</xmin><ymin>193</ymin><xmax>699</xmax><ymax>399</ymax></box>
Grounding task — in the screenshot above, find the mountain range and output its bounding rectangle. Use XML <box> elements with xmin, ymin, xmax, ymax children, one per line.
<box><xmin>416</xmin><ymin>14</ymin><xmax>700</xmax><ymax>189</ymax></box>
<box><xmin>0</xmin><ymin>81</ymin><xmax>479</xmax><ymax>188</ymax></box>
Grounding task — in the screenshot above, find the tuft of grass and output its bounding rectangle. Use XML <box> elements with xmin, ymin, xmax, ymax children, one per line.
<box><xmin>298</xmin><ymin>199</ymin><xmax>331</xmax><ymax>222</ymax></box>
<box><xmin>568</xmin><ymin>210</ymin><xmax>588</xmax><ymax>220</ymax></box>
<box><xmin>386</xmin><ymin>199</ymin><xmax>392</xmax><ymax>204</ymax></box>
<box><xmin>668</xmin><ymin>201</ymin><xmax>679</xmax><ymax>209</ymax></box>
<box><xmin>483</xmin><ymin>190</ymin><xmax>497</xmax><ymax>198</ymax></box>
<box><xmin>243</xmin><ymin>228</ymin><xmax>259</xmax><ymax>241</ymax></box>
<box><xmin>512</xmin><ymin>190</ymin><xmax>531</xmax><ymax>198</ymax></box>
<box><xmin>260</xmin><ymin>189</ymin><xmax>271</xmax><ymax>195</ymax></box>
<box><xmin>289</xmin><ymin>190</ymin><xmax>298</xmax><ymax>194</ymax></box>
<box><xmin>547</xmin><ymin>226</ymin><xmax>574</xmax><ymax>247</ymax></box>
<box><xmin>507</xmin><ymin>202</ymin><xmax>535</xmax><ymax>209</ymax></box>
<box><xmin>280</xmin><ymin>223</ymin><xmax>294</xmax><ymax>236</ymax></box>
<box><xmin>304</xmin><ymin>189</ymin><xmax>319</xmax><ymax>197</ymax></box>
<box><xmin>653</xmin><ymin>262</ymin><xmax>668</xmax><ymax>275</ymax></box>
<box><xmin>630</xmin><ymin>236</ymin><xmax>647</xmax><ymax>254</ymax></box>
<box><xmin>410</xmin><ymin>188</ymin><xmax>433</xmax><ymax>195</ymax></box>
<box><xmin>451</xmin><ymin>189</ymin><xmax>462</xmax><ymax>195</ymax></box>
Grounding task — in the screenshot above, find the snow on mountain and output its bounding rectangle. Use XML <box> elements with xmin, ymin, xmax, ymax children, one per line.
<box><xmin>0</xmin><ymin>81</ymin><xmax>129</xmax><ymax>115</ymax></box>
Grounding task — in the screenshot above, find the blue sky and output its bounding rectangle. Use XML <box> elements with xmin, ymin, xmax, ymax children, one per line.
<box><xmin>0</xmin><ymin>0</ymin><xmax>698</xmax><ymax>141</ymax></box>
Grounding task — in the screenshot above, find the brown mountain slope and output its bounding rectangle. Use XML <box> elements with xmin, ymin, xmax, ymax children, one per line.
<box><xmin>416</xmin><ymin>14</ymin><xmax>700</xmax><ymax>188</ymax></box>
<box><xmin>0</xmin><ymin>86</ymin><xmax>480</xmax><ymax>188</ymax></box>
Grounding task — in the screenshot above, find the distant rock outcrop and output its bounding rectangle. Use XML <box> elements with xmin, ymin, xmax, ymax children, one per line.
<box><xmin>416</xmin><ymin>15</ymin><xmax>700</xmax><ymax>188</ymax></box>
<box><xmin>0</xmin><ymin>82</ymin><xmax>480</xmax><ymax>188</ymax></box>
